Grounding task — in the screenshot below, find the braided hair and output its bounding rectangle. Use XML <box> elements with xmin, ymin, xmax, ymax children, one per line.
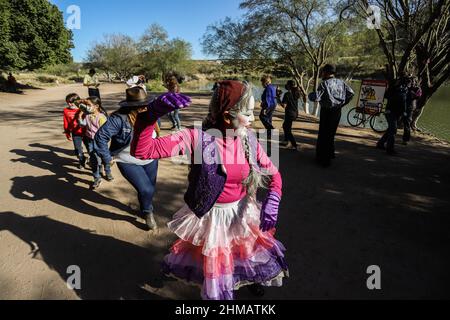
<box><xmin>239</xmin><ymin>126</ymin><xmax>270</xmax><ymax>197</ymax></box>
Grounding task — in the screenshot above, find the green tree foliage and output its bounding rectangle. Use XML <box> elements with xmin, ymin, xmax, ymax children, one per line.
<box><xmin>86</xmin><ymin>34</ymin><xmax>138</xmax><ymax>80</ymax></box>
<box><xmin>203</xmin><ymin>0</ymin><xmax>449</xmax><ymax>117</ymax></box>
<box><xmin>85</xmin><ymin>24</ymin><xmax>193</xmax><ymax>81</ymax></box>
<box><xmin>202</xmin><ymin>0</ymin><xmax>348</xmax><ymax>114</ymax></box>
<box><xmin>239</xmin><ymin>0</ymin><xmax>343</xmax><ymax>103</ymax></box>
<box><xmin>330</xmin><ymin>20</ymin><xmax>386</xmax><ymax>79</ymax></box>
<box><xmin>0</xmin><ymin>0</ymin><xmax>73</xmax><ymax>70</ymax></box>
<box><xmin>137</xmin><ymin>24</ymin><xmax>193</xmax><ymax>80</ymax></box>
<box><xmin>201</xmin><ymin>17</ymin><xmax>272</xmax><ymax>74</ymax></box>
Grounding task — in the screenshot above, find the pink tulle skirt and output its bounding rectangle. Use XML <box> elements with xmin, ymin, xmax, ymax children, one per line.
<box><xmin>162</xmin><ymin>198</ymin><xmax>289</xmax><ymax>300</ymax></box>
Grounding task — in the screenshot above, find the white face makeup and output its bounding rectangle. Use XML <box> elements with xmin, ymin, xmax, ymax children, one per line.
<box><xmin>229</xmin><ymin>95</ymin><xmax>256</xmax><ymax>128</ymax></box>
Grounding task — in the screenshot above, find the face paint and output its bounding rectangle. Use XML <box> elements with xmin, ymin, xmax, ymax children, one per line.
<box><xmin>228</xmin><ymin>95</ymin><xmax>256</xmax><ymax>129</ymax></box>
<box><xmin>230</xmin><ymin>111</ymin><xmax>253</xmax><ymax>128</ymax></box>
<box><xmin>238</xmin><ymin>114</ymin><xmax>252</xmax><ymax>127</ymax></box>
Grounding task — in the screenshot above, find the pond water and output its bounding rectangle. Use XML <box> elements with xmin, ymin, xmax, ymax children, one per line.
<box><xmin>192</xmin><ymin>81</ymin><xmax>450</xmax><ymax>142</ymax></box>
<box><xmin>417</xmin><ymin>87</ymin><xmax>450</xmax><ymax>141</ymax></box>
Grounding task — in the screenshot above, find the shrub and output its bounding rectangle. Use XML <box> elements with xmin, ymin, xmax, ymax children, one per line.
<box><xmin>68</xmin><ymin>76</ymin><xmax>84</xmax><ymax>83</ymax></box>
<box><xmin>36</xmin><ymin>75</ymin><xmax>58</xmax><ymax>83</ymax></box>
<box><xmin>146</xmin><ymin>80</ymin><xmax>166</xmax><ymax>93</ymax></box>
<box><xmin>41</xmin><ymin>63</ymin><xmax>83</xmax><ymax>77</ymax></box>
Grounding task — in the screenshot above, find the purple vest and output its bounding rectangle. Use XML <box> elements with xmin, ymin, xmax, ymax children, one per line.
<box><xmin>184</xmin><ymin>130</ymin><xmax>226</xmax><ymax>218</ymax></box>
<box><xmin>184</xmin><ymin>130</ymin><xmax>258</xmax><ymax>218</ymax></box>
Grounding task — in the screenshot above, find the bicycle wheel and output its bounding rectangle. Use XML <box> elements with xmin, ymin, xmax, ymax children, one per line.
<box><xmin>347</xmin><ymin>107</ymin><xmax>365</xmax><ymax>127</ymax></box>
<box><xmin>370</xmin><ymin>113</ymin><xmax>388</xmax><ymax>133</ymax></box>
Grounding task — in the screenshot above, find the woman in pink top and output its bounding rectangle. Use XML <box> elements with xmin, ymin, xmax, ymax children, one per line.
<box><xmin>131</xmin><ymin>80</ymin><xmax>288</xmax><ymax>300</ymax></box>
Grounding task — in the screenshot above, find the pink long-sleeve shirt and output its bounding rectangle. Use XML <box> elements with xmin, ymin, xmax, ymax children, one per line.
<box><xmin>131</xmin><ymin>122</ymin><xmax>282</xmax><ymax>204</ymax></box>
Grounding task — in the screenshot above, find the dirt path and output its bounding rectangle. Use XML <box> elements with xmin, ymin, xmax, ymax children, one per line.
<box><xmin>0</xmin><ymin>83</ymin><xmax>449</xmax><ymax>300</ymax></box>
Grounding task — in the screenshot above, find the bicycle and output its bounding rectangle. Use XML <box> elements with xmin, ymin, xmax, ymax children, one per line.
<box><xmin>347</xmin><ymin>102</ymin><xmax>388</xmax><ymax>133</ymax></box>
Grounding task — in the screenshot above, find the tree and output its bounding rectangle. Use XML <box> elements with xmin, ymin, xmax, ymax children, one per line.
<box><xmin>202</xmin><ymin>1</ymin><xmax>345</xmax><ymax>115</ymax></box>
<box><xmin>0</xmin><ymin>0</ymin><xmax>73</xmax><ymax>70</ymax></box>
<box><xmin>137</xmin><ymin>24</ymin><xmax>193</xmax><ymax>80</ymax></box>
<box><xmin>164</xmin><ymin>39</ymin><xmax>194</xmax><ymax>75</ymax></box>
<box><xmin>86</xmin><ymin>34</ymin><xmax>138</xmax><ymax>81</ymax></box>
<box><xmin>342</xmin><ymin>0</ymin><xmax>450</xmax><ymax>128</ymax></box>
<box><xmin>241</xmin><ymin>0</ymin><xmax>344</xmax><ymax>115</ymax></box>
<box><xmin>203</xmin><ymin>17</ymin><xmax>319</xmax><ymax>113</ymax></box>
<box><xmin>85</xmin><ymin>25</ymin><xmax>193</xmax><ymax>81</ymax></box>
<box><xmin>330</xmin><ymin>19</ymin><xmax>386</xmax><ymax>80</ymax></box>
<box><xmin>201</xmin><ymin>17</ymin><xmax>273</xmax><ymax>74</ymax></box>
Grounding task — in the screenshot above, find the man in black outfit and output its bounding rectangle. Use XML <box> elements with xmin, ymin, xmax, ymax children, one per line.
<box><xmin>309</xmin><ymin>64</ymin><xmax>355</xmax><ymax>167</ymax></box>
<box><xmin>377</xmin><ymin>72</ymin><xmax>410</xmax><ymax>155</ymax></box>
<box><xmin>402</xmin><ymin>76</ymin><xmax>422</xmax><ymax>145</ymax></box>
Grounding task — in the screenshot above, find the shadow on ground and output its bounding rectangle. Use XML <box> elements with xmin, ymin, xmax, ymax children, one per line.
<box><xmin>0</xmin><ymin>211</ymin><xmax>168</xmax><ymax>300</ymax></box>
<box><xmin>9</xmin><ymin>145</ymin><xmax>148</xmax><ymax>230</ymax></box>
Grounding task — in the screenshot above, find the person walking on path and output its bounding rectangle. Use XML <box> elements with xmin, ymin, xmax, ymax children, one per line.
<box><xmin>83</xmin><ymin>68</ymin><xmax>101</xmax><ymax>99</ymax></box>
<box><xmin>309</xmin><ymin>64</ymin><xmax>355</xmax><ymax>167</ymax></box>
<box><xmin>259</xmin><ymin>75</ymin><xmax>278</xmax><ymax>140</ymax></box>
<box><xmin>78</xmin><ymin>97</ymin><xmax>113</xmax><ymax>189</ymax></box>
<box><xmin>165</xmin><ymin>75</ymin><xmax>182</xmax><ymax>130</ymax></box>
<box><xmin>131</xmin><ymin>80</ymin><xmax>288</xmax><ymax>300</ymax></box>
<box><xmin>63</xmin><ymin>93</ymin><xmax>88</xmax><ymax>169</ymax></box>
<box><xmin>376</xmin><ymin>72</ymin><xmax>410</xmax><ymax>155</ymax></box>
<box><xmin>402</xmin><ymin>76</ymin><xmax>422</xmax><ymax>145</ymax></box>
<box><xmin>127</xmin><ymin>75</ymin><xmax>147</xmax><ymax>93</ymax></box>
<box><xmin>94</xmin><ymin>87</ymin><xmax>160</xmax><ymax>230</ymax></box>
<box><xmin>279</xmin><ymin>80</ymin><xmax>300</xmax><ymax>150</ymax></box>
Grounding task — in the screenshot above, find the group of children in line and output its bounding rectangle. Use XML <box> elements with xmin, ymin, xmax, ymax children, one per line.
<box><xmin>63</xmin><ymin>93</ymin><xmax>114</xmax><ymax>189</ymax></box>
<box><xmin>63</xmin><ymin>74</ymin><xmax>183</xmax><ymax>193</ymax></box>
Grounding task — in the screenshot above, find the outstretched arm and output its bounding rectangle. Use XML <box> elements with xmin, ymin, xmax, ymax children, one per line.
<box><xmin>131</xmin><ymin>123</ymin><xmax>197</xmax><ymax>160</ymax></box>
<box><xmin>131</xmin><ymin>92</ymin><xmax>192</xmax><ymax>160</ymax></box>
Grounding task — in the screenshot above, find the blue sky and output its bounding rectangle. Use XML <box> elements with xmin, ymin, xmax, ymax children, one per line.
<box><xmin>49</xmin><ymin>0</ymin><xmax>243</xmax><ymax>62</ymax></box>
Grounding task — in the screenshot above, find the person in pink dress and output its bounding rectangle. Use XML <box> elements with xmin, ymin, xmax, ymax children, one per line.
<box><xmin>131</xmin><ymin>80</ymin><xmax>288</xmax><ymax>300</ymax></box>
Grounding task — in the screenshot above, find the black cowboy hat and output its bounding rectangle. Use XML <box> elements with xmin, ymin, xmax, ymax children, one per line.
<box><xmin>119</xmin><ymin>87</ymin><xmax>152</xmax><ymax>108</ymax></box>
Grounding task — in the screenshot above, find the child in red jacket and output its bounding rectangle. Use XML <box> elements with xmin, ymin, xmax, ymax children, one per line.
<box><xmin>64</xmin><ymin>93</ymin><xmax>88</xmax><ymax>168</ymax></box>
